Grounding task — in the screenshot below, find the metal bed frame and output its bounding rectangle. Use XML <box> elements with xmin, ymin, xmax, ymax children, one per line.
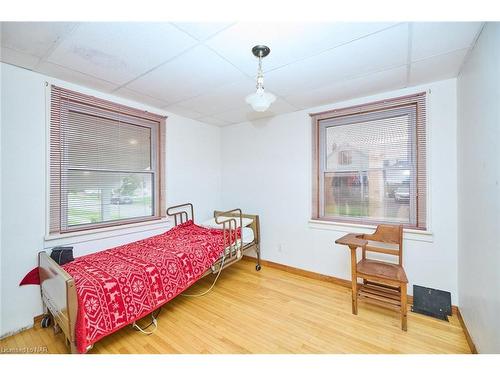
<box><xmin>38</xmin><ymin>203</ymin><xmax>261</xmax><ymax>353</ymax></box>
<box><xmin>166</xmin><ymin>203</ymin><xmax>261</xmax><ymax>274</ymax></box>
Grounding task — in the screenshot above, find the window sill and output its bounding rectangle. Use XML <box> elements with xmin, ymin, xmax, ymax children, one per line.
<box><xmin>44</xmin><ymin>218</ymin><xmax>171</xmax><ymax>247</ymax></box>
<box><xmin>308</xmin><ymin>219</ymin><xmax>433</xmax><ymax>243</ymax></box>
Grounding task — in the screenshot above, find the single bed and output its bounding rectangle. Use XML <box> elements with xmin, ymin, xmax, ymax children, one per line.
<box><xmin>38</xmin><ymin>203</ymin><xmax>261</xmax><ymax>353</ymax></box>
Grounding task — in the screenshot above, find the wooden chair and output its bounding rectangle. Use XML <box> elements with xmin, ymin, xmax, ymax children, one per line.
<box><xmin>335</xmin><ymin>224</ymin><xmax>408</xmax><ymax>330</ymax></box>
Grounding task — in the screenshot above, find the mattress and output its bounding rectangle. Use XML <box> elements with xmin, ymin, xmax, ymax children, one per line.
<box><xmin>201</xmin><ymin>217</ymin><xmax>254</xmax><ymax>245</ymax></box>
<box><xmin>242</xmin><ymin>227</ymin><xmax>255</xmax><ymax>244</ymax></box>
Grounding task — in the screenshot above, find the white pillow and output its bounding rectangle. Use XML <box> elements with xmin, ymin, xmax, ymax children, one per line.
<box><xmin>201</xmin><ymin>216</ymin><xmax>253</xmax><ymax>229</ymax></box>
<box><xmin>242</xmin><ymin>227</ymin><xmax>255</xmax><ymax>244</ymax></box>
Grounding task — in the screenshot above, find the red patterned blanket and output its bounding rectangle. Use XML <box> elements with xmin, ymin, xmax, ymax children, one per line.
<box><xmin>63</xmin><ymin>220</ymin><xmax>229</xmax><ymax>353</ymax></box>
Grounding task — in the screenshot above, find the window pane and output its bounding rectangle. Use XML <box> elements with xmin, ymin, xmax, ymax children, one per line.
<box><xmin>320</xmin><ymin>108</ymin><xmax>418</xmax><ymax>225</ymax></box>
<box><xmin>66</xmin><ymin>111</ymin><xmax>152</xmax><ymax>171</ymax></box>
<box><xmin>65</xmin><ymin>171</ymin><xmax>153</xmax><ymax>228</ymax></box>
<box><xmin>325</xmin><ymin>114</ymin><xmax>410</xmax><ymax>171</ymax></box>
<box><xmin>323</xmin><ymin>171</ymin><xmax>411</xmax><ymax>224</ymax></box>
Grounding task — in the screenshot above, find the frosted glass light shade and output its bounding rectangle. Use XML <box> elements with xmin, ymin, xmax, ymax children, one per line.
<box><xmin>245</xmin><ymin>88</ymin><xmax>276</xmax><ymax>112</ymax></box>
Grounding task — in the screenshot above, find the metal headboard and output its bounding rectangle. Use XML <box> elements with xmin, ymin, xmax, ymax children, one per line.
<box><xmin>166</xmin><ymin>203</ymin><xmax>194</xmax><ymax>226</ymax></box>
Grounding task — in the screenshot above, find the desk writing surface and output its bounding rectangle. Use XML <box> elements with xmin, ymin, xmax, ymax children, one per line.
<box><xmin>335</xmin><ymin>233</ymin><xmax>367</xmax><ymax>247</ymax></box>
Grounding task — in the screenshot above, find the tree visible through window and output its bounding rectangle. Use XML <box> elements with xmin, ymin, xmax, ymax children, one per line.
<box><xmin>311</xmin><ymin>93</ymin><xmax>427</xmax><ymax>229</ymax></box>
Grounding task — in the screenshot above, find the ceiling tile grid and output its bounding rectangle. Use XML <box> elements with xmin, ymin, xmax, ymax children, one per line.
<box><xmin>211</xmin><ymin>97</ymin><xmax>298</xmax><ymax>124</ymax></box>
<box><xmin>36</xmin><ymin>61</ymin><xmax>118</xmax><ymax>93</ymax></box>
<box><xmin>409</xmin><ymin>48</ymin><xmax>469</xmax><ymax>86</ymax></box>
<box><xmin>411</xmin><ymin>22</ymin><xmax>483</xmax><ymax>61</ymax></box>
<box><xmin>47</xmin><ymin>22</ymin><xmax>198</xmax><ymax>86</ymax></box>
<box><xmin>1</xmin><ymin>46</ymin><xmax>41</xmax><ymax>70</ymax></box>
<box><xmin>162</xmin><ymin>104</ymin><xmax>205</xmax><ymax>120</ymax></box>
<box><xmin>125</xmin><ymin>44</ymin><xmax>247</xmax><ymax>104</ymax></box>
<box><xmin>1</xmin><ymin>22</ymin><xmax>77</xmax><ymax>57</ymax></box>
<box><xmin>0</xmin><ymin>21</ymin><xmax>484</xmax><ymax>126</ymax></box>
<box><xmin>205</xmin><ymin>22</ymin><xmax>399</xmax><ymax>76</ymax></box>
<box><xmin>172</xmin><ymin>22</ymin><xmax>235</xmax><ymax>41</ymax></box>
<box><xmin>265</xmin><ymin>23</ymin><xmax>409</xmax><ymax>97</ymax></box>
<box><xmin>112</xmin><ymin>87</ymin><xmax>170</xmax><ymax>108</ymax></box>
<box><xmin>284</xmin><ymin>65</ymin><xmax>408</xmax><ymax>109</ymax></box>
<box><xmin>170</xmin><ymin>76</ymin><xmax>258</xmax><ymax>117</ymax></box>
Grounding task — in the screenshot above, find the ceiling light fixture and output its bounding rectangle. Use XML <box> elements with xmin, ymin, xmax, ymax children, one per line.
<box><xmin>245</xmin><ymin>45</ymin><xmax>276</xmax><ymax>112</ymax></box>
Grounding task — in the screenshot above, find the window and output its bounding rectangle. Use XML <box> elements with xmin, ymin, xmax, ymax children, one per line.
<box><xmin>311</xmin><ymin>93</ymin><xmax>427</xmax><ymax>230</ymax></box>
<box><xmin>49</xmin><ymin>86</ymin><xmax>166</xmax><ymax>234</ymax></box>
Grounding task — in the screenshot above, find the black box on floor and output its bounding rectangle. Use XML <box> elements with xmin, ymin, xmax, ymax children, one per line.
<box><xmin>411</xmin><ymin>285</ymin><xmax>452</xmax><ymax>321</ymax></box>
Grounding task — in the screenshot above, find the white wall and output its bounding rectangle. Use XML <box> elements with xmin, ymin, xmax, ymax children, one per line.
<box><xmin>0</xmin><ymin>63</ymin><xmax>221</xmax><ymax>337</ymax></box>
<box><xmin>0</xmin><ymin>56</ymin><xmax>3</xmax><ymax>341</ymax></box>
<box><xmin>221</xmin><ymin>79</ymin><xmax>459</xmax><ymax>304</ymax></box>
<box><xmin>457</xmin><ymin>23</ymin><xmax>500</xmax><ymax>353</ymax></box>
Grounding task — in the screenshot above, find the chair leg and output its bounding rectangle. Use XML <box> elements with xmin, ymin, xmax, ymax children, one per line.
<box><xmin>351</xmin><ymin>276</ymin><xmax>358</xmax><ymax>315</ymax></box>
<box><xmin>350</xmin><ymin>247</ymin><xmax>358</xmax><ymax>315</ymax></box>
<box><xmin>400</xmin><ymin>283</ymin><xmax>407</xmax><ymax>331</ymax></box>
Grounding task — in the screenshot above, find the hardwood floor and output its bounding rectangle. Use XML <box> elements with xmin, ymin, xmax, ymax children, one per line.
<box><xmin>0</xmin><ymin>258</ymin><xmax>471</xmax><ymax>354</ymax></box>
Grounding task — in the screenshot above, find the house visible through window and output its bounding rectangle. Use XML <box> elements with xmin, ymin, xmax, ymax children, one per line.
<box><xmin>49</xmin><ymin>86</ymin><xmax>166</xmax><ymax>234</ymax></box>
<box><xmin>311</xmin><ymin>93</ymin><xmax>427</xmax><ymax>229</ymax></box>
<box><xmin>338</xmin><ymin>150</ymin><xmax>352</xmax><ymax>165</ymax></box>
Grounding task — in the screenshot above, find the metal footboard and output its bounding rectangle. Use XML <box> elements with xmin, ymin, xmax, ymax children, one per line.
<box><xmin>215</xmin><ymin>208</ymin><xmax>244</xmax><ymax>262</ymax></box>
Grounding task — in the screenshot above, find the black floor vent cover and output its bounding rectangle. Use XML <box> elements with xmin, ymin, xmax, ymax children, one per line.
<box><xmin>411</xmin><ymin>285</ymin><xmax>452</xmax><ymax>321</ymax></box>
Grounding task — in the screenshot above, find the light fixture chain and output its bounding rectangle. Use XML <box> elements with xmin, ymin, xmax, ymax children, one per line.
<box><xmin>257</xmin><ymin>55</ymin><xmax>264</xmax><ymax>90</ymax></box>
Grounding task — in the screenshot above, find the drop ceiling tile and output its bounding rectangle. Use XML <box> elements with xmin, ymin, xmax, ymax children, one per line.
<box><xmin>284</xmin><ymin>65</ymin><xmax>408</xmax><ymax>109</ymax></box>
<box><xmin>211</xmin><ymin>98</ymin><xmax>297</xmax><ymax>125</ymax></box>
<box><xmin>197</xmin><ymin>116</ymin><xmax>232</xmax><ymax>127</ymax></box>
<box><xmin>37</xmin><ymin>61</ymin><xmax>118</xmax><ymax>93</ymax></box>
<box><xmin>47</xmin><ymin>22</ymin><xmax>198</xmax><ymax>85</ymax></box>
<box><xmin>206</xmin><ymin>22</ymin><xmax>397</xmax><ymax>75</ymax></box>
<box><xmin>126</xmin><ymin>44</ymin><xmax>247</xmax><ymax>104</ymax></box>
<box><xmin>172</xmin><ymin>22</ymin><xmax>234</xmax><ymax>41</ymax></box>
<box><xmin>1</xmin><ymin>47</ymin><xmax>40</xmax><ymax>69</ymax></box>
<box><xmin>113</xmin><ymin>87</ymin><xmax>169</xmax><ymax>109</ymax></box>
<box><xmin>172</xmin><ymin>77</ymin><xmax>256</xmax><ymax>116</ymax></box>
<box><xmin>411</xmin><ymin>22</ymin><xmax>482</xmax><ymax>61</ymax></box>
<box><xmin>164</xmin><ymin>104</ymin><xmax>205</xmax><ymax>119</ymax></box>
<box><xmin>409</xmin><ymin>49</ymin><xmax>468</xmax><ymax>86</ymax></box>
<box><xmin>1</xmin><ymin>22</ymin><xmax>77</xmax><ymax>57</ymax></box>
<box><xmin>266</xmin><ymin>23</ymin><xmax>409</xmax><ymax>96</ymax></box>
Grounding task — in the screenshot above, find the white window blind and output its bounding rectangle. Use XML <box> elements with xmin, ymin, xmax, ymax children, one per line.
<box><xmin>311</xmin><ymin>93</ymin><xmax>427</xmax><ymax>230</ymax></box>
<box><xmin>50</xmin><ymin>86</ymin><xmax>166</xmax><ymax>234</ymax></box>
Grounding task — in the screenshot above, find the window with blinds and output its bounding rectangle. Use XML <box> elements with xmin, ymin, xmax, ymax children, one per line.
<box><xmin>49</xmin><ymin>86</ymin><xmax>166</xmax><ymax>234</ymax></box>
<box><xmin>311</xmin><ymin>93</ymin><xmax>427</xmax><ymax>229</ymax></box>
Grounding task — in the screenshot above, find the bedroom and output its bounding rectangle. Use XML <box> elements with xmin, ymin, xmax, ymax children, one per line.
<box><xmin>1</xmin><ymin>0</ymin><xmax>499</xmax><ymax>371</ymax></box>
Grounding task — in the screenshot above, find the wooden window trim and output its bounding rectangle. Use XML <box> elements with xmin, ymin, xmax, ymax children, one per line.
<box><xmin>310</xmin><ymin>92</ymin><xmax>427</xmax><ymax>230</ymax></box>
<box><xmin>49</xmin><ymin>85</ymin><xmax>167</xmax><ymax>235</ymax></box>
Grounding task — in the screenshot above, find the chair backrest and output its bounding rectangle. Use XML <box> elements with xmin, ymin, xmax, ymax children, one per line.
<box><xmin>361</xmin><ymin>224</ymin><xmax>403</xmax><ymax>265</ymax></box>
